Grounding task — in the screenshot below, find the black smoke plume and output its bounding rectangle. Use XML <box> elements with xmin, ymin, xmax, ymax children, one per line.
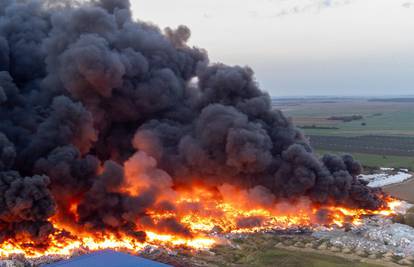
<box><xmin>0</xmin><ymin>0</ymin><xmax>385</xmax><ymax>243</ymax></box>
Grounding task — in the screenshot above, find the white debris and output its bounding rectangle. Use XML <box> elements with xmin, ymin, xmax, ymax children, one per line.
<box><xmin>313</xmin><ymin>216</ymin><xmax>414</xmax><ymax>256</ymax></box>
<box><xmin>0</xmin><ymin>260</ymin><xmax>17</xmax><ymax>267</ymax></box>
<box><xmin>364</xmin><ymin>222</ymin><xmax>414</xmax><ymax>255</ymax></box>
<box><xmin>380</xmin><ymin>167</ymin><xmax>395</xmax><ymax>171</ymax></box>
<box><xmin>359</xmin><ymin>171</ymin><xmax>412</xmax><ymax>187</ymax></box>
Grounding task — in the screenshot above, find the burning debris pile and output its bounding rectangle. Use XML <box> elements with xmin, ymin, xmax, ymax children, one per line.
<box><xmin>0</xmin><ymin>0</ymin><xmax>398</xmax><ymax>260</ymax></box>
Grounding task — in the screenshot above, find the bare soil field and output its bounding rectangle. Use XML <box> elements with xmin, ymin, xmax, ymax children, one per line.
<box><xmin>293</xmin><ymin>116</ymin><xmax>338</xmax><ymax>126</ymax></box>
<box><xmin>309</xmin><ymin>135</ymin><xmax>414</xmax><ymax>157</ymax></box>
<box><xmin>384</xmin><ymin>177</ymin><xmax>414</xmax><ymax>203</ymax></box>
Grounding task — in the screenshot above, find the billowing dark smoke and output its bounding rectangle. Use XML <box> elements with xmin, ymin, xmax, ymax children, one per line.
<box><xmin>0</xmin><ymin>0</ymin><xmax>385</xmax><ymax>243</ymax></box>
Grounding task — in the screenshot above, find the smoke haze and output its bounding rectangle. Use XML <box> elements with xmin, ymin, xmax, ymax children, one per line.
<box><xmin>0</xmin><ymin>0</ymin><xmax>385</xmax><ymax>243</ymax></box>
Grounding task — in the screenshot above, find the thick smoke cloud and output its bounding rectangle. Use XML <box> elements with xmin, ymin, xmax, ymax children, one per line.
<box><xmin>0</xmin><ymin>0</ymin><xmax>385</xmax><ymax>243</ymax></box>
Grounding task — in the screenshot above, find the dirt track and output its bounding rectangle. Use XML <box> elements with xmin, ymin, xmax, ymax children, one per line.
<box><xmin>383</xmin><ymin>177</ymin><xmax>414</xmax><ymax>203</ymax></box>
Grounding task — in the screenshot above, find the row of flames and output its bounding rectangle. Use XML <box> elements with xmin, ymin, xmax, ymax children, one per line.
<box><xmin>0</xmin><ymin>186</ymin><xmax>401</xmax><ymax>259</ymax></box>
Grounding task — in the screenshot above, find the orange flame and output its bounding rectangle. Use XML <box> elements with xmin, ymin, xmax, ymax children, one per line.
<box><xmin>0</xmin><ymin>185</ymin><xmax>401</xmax><ymax>259</ymax></box>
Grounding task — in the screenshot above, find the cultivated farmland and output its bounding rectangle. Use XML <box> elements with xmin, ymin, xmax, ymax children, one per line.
<box><xmin>274</xmin><ymin>97</ymin><xmax>414</xmax><ymax>170</ymax></box>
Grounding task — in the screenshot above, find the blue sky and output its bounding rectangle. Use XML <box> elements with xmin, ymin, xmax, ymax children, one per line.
<box><xmin>132</xmin><ymin>0</ymin><xmax>414</xmax><ymax>96</ymax></box>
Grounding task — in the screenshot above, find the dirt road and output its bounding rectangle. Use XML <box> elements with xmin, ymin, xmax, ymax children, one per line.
<box><xmin>383</xmin><ymin>177</ymin><xmax>414</xmax><ymax>203</ymax></box>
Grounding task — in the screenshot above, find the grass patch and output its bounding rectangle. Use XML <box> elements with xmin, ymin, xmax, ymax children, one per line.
<box><xmin>236</xmin><ymin>248</ymin><xmax>383</xmax><ymax>267</ymax></box>
<box><xmin>167</xmin><ymin>234</ymin><xmax>392</xmax><ymax>267</ymax></box>
<box><xmin>316</xmin><ymin>150</ymin><xmax>414</xmax><ymax>170</ymax></box>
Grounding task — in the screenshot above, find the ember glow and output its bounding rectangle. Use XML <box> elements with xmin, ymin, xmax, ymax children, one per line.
<box><xmin>0</xmin><ymin>187</ymin><xmax>401</xmax><ymax>258</ymax></box>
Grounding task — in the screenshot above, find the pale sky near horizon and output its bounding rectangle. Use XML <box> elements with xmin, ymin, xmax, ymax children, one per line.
<box><xmin>131</xmin><ymin>0</ymin><xmax>414</xmax><ymax>97</ymax></box>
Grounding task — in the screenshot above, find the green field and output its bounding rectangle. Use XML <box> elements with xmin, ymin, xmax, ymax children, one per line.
<box><xmin>278</xmin><ymin>99</ymin><xmax>414</xmax><ymax>137</ymax></box>
<box><xmin>274</xmin><ymin>98</ymin><xmax>414</xmax><ymax>169</ymax></box>
<box><xmin>316</xmin><ymin>149</ymin><xmax>414</xmax><ymax>170</ymax></box>
<box><xmin>227</xmin><ymin>247</ymin><xmax>384</xmax><ymax>267</ymax></box>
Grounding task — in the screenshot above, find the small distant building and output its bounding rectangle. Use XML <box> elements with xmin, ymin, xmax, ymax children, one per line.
<box><xmin>44</xmin><ymin>250</ymin><xmax>171</xmax><ymax>267</ymax></box>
